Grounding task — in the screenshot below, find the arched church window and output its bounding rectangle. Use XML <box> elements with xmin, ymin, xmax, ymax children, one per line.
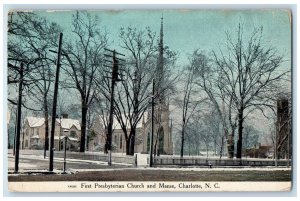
<box><xmin>114</xmin><ymin>135</ymin><xmax>117</xmax><ymax>144</ymax></box>
<box><xmin>147</xmin><ymin>132</ymin><xmax>150</xmax><ymax>152</ymax></box>
<box><xmin>158</xmin><ymin>127</ymin><xmax>164</xmax><ymax>155</ymax></box>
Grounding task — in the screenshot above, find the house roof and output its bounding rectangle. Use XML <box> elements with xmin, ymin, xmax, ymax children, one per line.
<box><xmin>26</xmin><ymin>117</ymin><xmax>45</xmax><ymax>128</ymax></box>
<box><xmin>25</xmin><ymin>116</ymin><xmax>81</xmax><ymax>130</ymax></box>
<box><xmin>56</xmin><ymin>118</ymin><xmax>81</xmax><ymax>130</ymax></box>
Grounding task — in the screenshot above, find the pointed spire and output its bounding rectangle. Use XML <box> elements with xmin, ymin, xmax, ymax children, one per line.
<box><xmin>157</xmin><ymin>13</ymin><xmax>165</xmax><ymax>104</ymax></box>
<box><xmin>159</xmin><ymin>13</ymin><xmax>164</xmax><ymax>55</ymax></box>
<box><xmin>158</xmin><ymin>13</ymin><xmax>164</xmax><ymax>73</ymax></box>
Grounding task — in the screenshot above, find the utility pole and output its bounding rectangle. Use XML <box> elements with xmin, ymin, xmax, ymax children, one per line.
<box><xmin>107</xmin><ymin>51</ymin><xmax>116</xmax><ymax>166</ymax></box>
<box><xmin>130</xmin><ymin>70</ymin><xmax>138</xmax><ymax>155</ymax></box>
<box><xmin>49</xmin><ymin>33</ymin><xmax>63</xmax><ymax>172</ymax></box>
<box><xmin>59</xmin><ymin>115</ymin><xmax>61</xmax><ymax>151</ymax></box>
<box><xmin>63</xmin><ymin>136</ymin><xmax>68</xmax><ymax>173</ymax></box>
<box><xmin>14</xmin><ymin>62</ymin><xmax>24</xmax><ymax>173</ymax></box>
<box><xmin>149</xmin><ymin>79</ymin><xmax>155</xmax><ymax>167</ymax></box>
<box><xmin>104</xmin><ymin>48</ymin><xmax>125</xmax><ymax>166</ymax></box>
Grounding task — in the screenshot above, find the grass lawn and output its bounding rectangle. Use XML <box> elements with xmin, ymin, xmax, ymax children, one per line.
<box><xmin>8</xmin><ymin>169</ymin><xmax>291</xmax><ymax>182</ymax></box>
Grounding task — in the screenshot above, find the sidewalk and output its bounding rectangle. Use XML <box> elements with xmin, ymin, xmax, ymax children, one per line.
<box><xmin>8</xmin><ymin>153</ymin><xmax>133</xmax><ymax>174</ymax></box>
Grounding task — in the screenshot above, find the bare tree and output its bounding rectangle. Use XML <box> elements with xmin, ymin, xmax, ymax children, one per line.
<box><xmin>242</xmin><ymin>124</ymin><xmax>260</xmax><ymax>151</ymax></box>
<box><xmin>192</xmin><ymin>24</ymin><xmax>289</xmax><ymax>159</ymax></box>
<box><xmin>8</xmin><ymin>12</ymin><xmax>60</xmax><ymax>107</ymax></box>
<box><xmin>190</xmin><ymin>50</ymin><xmax>237</xmax><ymax>158</ymax></box>
<box><xmin>212</xmin><ymin>24</ymin><xmax>289</xmax><ymax>159</ymax></box>
<box><xmin>62</xmin><ymin>11</ymin><xmax>108</xmax><ymax>152</ymax></box>
<box><xmin>187</xmin><ymin>114</ymin><xmax>213</xmax><ymax>158</ymax></box>
<box><xmin>85</xmin><ymin>100</ymin><xmax>99</xmax><ymax>151</ymax></box>
<box><xmin>175</xmin><ymin>63</ymin><xmax>206</xmax><ymax>158</ymax></box>
<box><xmin>202</xmin><ymin>106</ymin><xmax>223</xmax><ymax>156</ymax></box>
<box><xmin>8</xmin><ymin>12</ymin><xmax>61</xmax><ymax>157</ymax></box>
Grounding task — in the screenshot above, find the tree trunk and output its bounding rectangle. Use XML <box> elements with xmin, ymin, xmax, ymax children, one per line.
<box><xmin>236</xmin><ymin>108</ymin><xmax>244</xmax><ymax>159</ymax></box>
<box><xmin>188</xmin><ymin>139</ymin><xmax>190</xmax><ymax>156</ymax></box>
<box><xmin>206</xmin><ymin>144</ymin><xmax>209</xmax><ymax>159</ymax></box>
<box><xmin>129</xmin><ymin>130</ymin><xmax>136</xmax><ymax>156</ymax></box>
<box><xmin>180</xmin><ymin>128</ymin><xmax>185</xmax><ymax>158</ymax></box>
<box><xmin>80</xmin><ymin>102</ymin><xmax>88</xmax><ymax>152</ymax></box>
<box><xmin>220</xmin><ymin>134</ymin><xmax>224</xmax><ymax>158</ymax></box>
<box><xmin>86</xmin><ymin>135</ymin><xmax>89</xmax><ymax>151</ymax></box>
<box><xmin>227</xmin><ymin>131</ymin><xmax>235</xmax><ymax>158</ymax></box>
<box><xmin>214</xmin><ymin>138</ymin><xmax>217</xmax><ymax>155</ymax></box>
<box><xmin>125</xmin><ymin>138</ymin><xmax>130</xmax><ymax>155</ymax></box>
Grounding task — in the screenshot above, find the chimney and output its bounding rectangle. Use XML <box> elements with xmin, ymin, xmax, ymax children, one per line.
<box><xmin>62</xmin><ymin>114</ymin><xmax>68</xmax><ymax>119</ymax></box>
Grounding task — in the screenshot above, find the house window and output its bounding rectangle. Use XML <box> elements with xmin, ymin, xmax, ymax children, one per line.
<box><xmin>70</xmin><ymin>131</ymin><xmax>76</xmax><ymax>138</ymax></box>
<box><xmin>25</xmin><ymin>140</ymin><xmax>28</xmax><ymax>148</ymax></box>
<box><xmin>119</xmin><ymin>135</ymin><xmax>122</xmax><ymax>149</ymax></box>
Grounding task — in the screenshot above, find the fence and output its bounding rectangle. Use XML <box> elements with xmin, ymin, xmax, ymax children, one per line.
<box><xmin>153</xmin><ymin>156</ymin><xmax>291</xmax><ymax>167</ymax></box>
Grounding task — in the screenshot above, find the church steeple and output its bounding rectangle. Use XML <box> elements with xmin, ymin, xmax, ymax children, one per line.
<box><xmin>157</xmin><ymin>14</ymin><xmax>165</xmax><ymax>104</ymax></box>
<box><xmin>158</xmin><ymin>14</ymin><xmax>164</xmax><ymax>73</ymax></box>
<box><xmin>159</xmin><ymin>14</ymin><xmax>164</xmax><ymax>65</ymax></box>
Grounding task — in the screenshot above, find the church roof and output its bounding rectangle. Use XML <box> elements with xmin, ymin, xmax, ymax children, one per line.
<box><xmin>98</xmin><ymin>112</ymin><xmax>148</xmax><ymax>130</ymax></box>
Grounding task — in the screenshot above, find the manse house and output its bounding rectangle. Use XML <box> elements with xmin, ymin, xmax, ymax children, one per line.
<box><xmin>22</xmin><ymin>116</ymin><xmax>81</xmax><ymax>151</ymax></box>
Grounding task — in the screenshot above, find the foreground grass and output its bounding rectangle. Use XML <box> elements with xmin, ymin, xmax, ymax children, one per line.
<box><xmin>8</xmin><ymin>169</ymin><xmax>291</xmax><ymax>182</ymax></box>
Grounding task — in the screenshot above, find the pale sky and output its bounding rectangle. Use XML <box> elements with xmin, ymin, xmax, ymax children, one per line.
<box><xmin>37</xmin><ymin>9</ymin><xmax>291</xmax><ymax>67</ymax></box>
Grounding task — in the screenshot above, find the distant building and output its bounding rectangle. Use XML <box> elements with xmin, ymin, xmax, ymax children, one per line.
<box><xmin>22</xmin><ymin>116</ymin><xmax>81</xmax><ymax>151</ymax></box>
<box><xmin>276</xmin><ymin>97</ymin><xmax>291</xmax><ymax>159</ymax></box>
<box><xmin>243</xmin><ymin>144</ymin><xmax>273</xmax><ymax>158</ymax></box>
<box><xmin>90</xmin><ymin>112</ymin><xmax>173</xmax><ymax>155</ymax></box>
<box><xmin>90</xmin><ymin>114</ymin><xmax>146</xmax><ymax>153</ymax></box>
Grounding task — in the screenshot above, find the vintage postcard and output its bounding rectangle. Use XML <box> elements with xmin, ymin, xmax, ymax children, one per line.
<box><xmin>6</xmin><ymin>9</ymin><xmax>292</xmax><ymax>192</ymax></box>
